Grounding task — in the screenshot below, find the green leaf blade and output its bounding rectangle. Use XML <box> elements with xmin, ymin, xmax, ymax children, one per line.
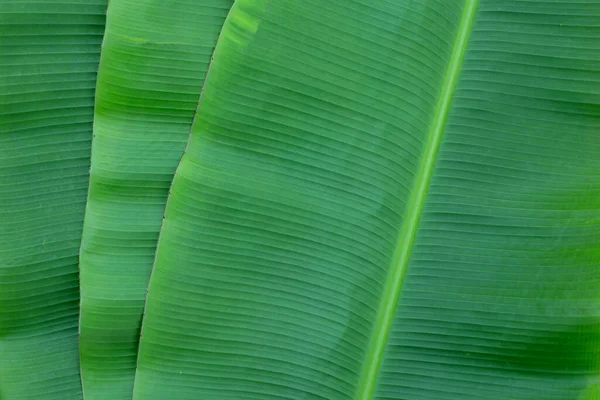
<box><xmin>77</xmin><ymin>0</ymin><xmax>233</xmax><ymax>398</ymax></box>
<box><xmin>0</xmin><ymin>1</ymin><xmax>107</xmax><ymax>399</ymax></box>
<box><xmin>133</xmin><ymin>0</ymin><xmax>468</xmax><ymax>399</ymax></box>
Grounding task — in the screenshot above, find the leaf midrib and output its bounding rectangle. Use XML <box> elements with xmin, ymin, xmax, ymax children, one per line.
<box><xmin>354</xmin><ymin>1</ymin><xmax>479</xmax><ymax>399</ymax></box>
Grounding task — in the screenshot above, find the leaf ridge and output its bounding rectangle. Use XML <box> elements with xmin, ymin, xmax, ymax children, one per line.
<box><xmin>354</xmin><ymin>1</ymin><xmax>479</xmax><ymax>399</ymax></box>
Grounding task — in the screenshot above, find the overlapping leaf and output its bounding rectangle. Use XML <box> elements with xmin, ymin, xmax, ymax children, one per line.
<box><xmin>78</xmin><ymin>1</ymin><xmax>233</xmax><ymax>398</ymax></box>
<box><xmin>1</xmin><ymin>0</ymin><xmax>599</xmax><ymax>399</ymax></box>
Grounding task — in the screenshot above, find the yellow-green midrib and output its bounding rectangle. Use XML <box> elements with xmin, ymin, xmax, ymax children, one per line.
<box><xmin>354</xmin><ymin>0</ymin><xmax>479</xmax><ymax>399</ymax></box>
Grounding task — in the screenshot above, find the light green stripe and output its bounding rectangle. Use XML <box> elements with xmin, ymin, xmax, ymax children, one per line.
<box><xmin>354</xmin><ymin>1</ymin><xmax>479</xmax><ymax>398</ymax></box>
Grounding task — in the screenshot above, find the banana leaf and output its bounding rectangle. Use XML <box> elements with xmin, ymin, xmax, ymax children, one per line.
<box><xmin>78</xmin><ymin>0</ymin><xmax>233</xmax><ymax>398</ymax></box>
<box><xmin>0</xmin><ymin>1</ymin><xmax>106</xmax><ymax>398</ymax></box>
<box><xmin>133</xmin><ymin>1</ymin><xmax>600</xmax><ymax>399</ymax></box>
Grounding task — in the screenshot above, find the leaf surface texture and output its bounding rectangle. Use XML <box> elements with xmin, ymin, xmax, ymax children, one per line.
<box><xmin>78</xmin><ymin>0</ymin><xmax>233</xmax><ymax>398</ymax></box>
<box><xmin>0</xmin><ymin>1</ymin><xmax>106</xmax><ymax>398</ymax></box>
<box><xmin>133</xmin><ymin>0</ymin><xmax>600</xmax><ymax>399</ymax></box>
